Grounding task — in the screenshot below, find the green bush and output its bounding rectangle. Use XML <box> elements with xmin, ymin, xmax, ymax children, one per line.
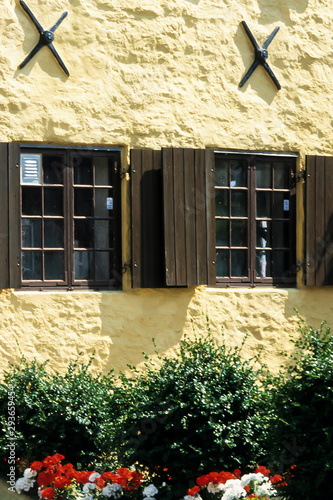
<box><xmin>0</xmin><ymin>354</ymin><xmax>121</xmax><ymax>476</ymax></box>
<box><xmin>265</xmin><ymin>317</ymin><xmax>333</xmax><ymax>500</ymax></box>
<box><xmin>112</xmin><ymin>332</ymin><xmax>270</xmax><ymax>497</ymax></box>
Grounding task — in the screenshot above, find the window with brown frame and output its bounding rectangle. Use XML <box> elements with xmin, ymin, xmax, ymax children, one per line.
<box><xmin>215</xmin><ymin>152</ymin><xmax>296</xmax><ymax>286</ymax></box>
<box><xmin>19</xmin><ymin>147</ymin><xmax>122</xmax><ymax>289</ymax></box>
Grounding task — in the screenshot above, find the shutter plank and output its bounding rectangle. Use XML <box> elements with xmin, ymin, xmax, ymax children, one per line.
<box><xmin>315</xmin><ymin>156</ymin><xmax>326</xmax><ymax>286</ymax></box>
<box><xmin>131</xmin><ymin>149</ymin><xmax>142</xmax><ymax>288</ymax></box>
<box><xmin>163</xmin><ymin>148</ymin><xmax>176</xmax><ymax>286</ymax></box>
<box><xmin>324</xmin><ymin>156</ymin><xmax>333</xmax><ymax>285</ymax></box>
<box><xmin>195</xmin><ymin>149</ymin><xmax>208</xmax><ymax>284</ymax></box>
<box><xmin>0</xmin><ymin>144</ymin><xmax>8</xmax><ymax>289</ymax></box>
<box><xmin>205</xmin><ymin>148</ymin><xmax>216</xmax><ymax>286</ymax></box>
<box><xmin>8</xmin><ymin>143</ymin><xmax>21</xmax><ymax>288</ymax></box>
<box><xmin>174</xmin><ymin>148</ymin><xmax>187</xmax><ymax>286</ymax></box>
<box><xmin>184</xmin><ymin>149</ymin><xmax>197</xmax><ymax>285</ymax></box>
<box><xmin>306</xmin><ymin>156</ymin><xmax>316</xmax><ymax>285</ymax></box>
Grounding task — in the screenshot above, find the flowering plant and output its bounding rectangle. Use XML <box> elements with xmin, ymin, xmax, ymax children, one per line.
<box><xmin>14</xmin><ymin>453</ymin><xmax>160</xmax><ymax>499</ymax></box>
<box><xmin>183</xmin><ymin>466</ymin><xmax>286</xmax><ymax>500</ymax></box>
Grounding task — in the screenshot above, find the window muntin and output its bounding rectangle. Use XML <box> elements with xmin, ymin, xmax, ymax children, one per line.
<box><xmin>20</xmin><ymin>149</ymin><xmax>121</xmax><ymax>289</ymax></box>
<box><xmin>215</xmin><ymin>154</ymin><xmax>296</xmax><ymax>286</ymax></box>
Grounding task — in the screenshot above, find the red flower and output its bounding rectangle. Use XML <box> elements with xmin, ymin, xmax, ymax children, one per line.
<box><xmin>255</xmin><ymin>466</ymin><xmax>270</xmax><ymax>476</ymax></box>
<box><xmin>41</xmin><ymin>487</ymin><xmax>55</xmax><ymax>499</ymax></box>
<box><xmin>30</xmin><ymin>461</ymin><xmax>43</xmax><ymax>471</ymax></box>
<box><xmin>38</xmin><ymin>471</ymin><xmax>56</xmax><ymax>487</ymax></box>
<box><xmin>101</xmin><ymin>471</ymin><xmax>118</xmax><ymax>482</ymax></box>
<box><xmin>54</xmin><ymin>475</ymin><xmax>72</xmax><ymax>489</ymax></box>
<box><xmin>233</xmin><ymin>469</ymin><xmax>241</xmax><ymax>478</ymax></box>
<box><xmin>42</xmin><ymin>454</ymin><xmax>64</xmax><ymax>468</ymax></box>
<box><xmin>244</xmin><ymin>484</ymin><xmax>250</xmax><ymax>493</ymax></box>
<box><xmin>95</xmin><ymin>476</ymin><xmax>106</xmax><ymax>489</ymax></box>
<box><xmin>188</xmin><ymin>485</ymin><xmax>201</xmax><ymax>496</ymax></box>
<box><xmin>75</xmin><ymin>470</ymin><xmax>94</xmax><ymax>484</ymax></box>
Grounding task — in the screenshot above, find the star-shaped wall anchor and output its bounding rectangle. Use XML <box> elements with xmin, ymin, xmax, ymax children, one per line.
<box><xmin>239</xmin><ymin>20</ymin><xmax>280</xmax><ymax>90</ymax></box>
<box><xmin>18</xmin><ymin>0</ymin><xmax>69</xmax><ymax>77</ymax></box>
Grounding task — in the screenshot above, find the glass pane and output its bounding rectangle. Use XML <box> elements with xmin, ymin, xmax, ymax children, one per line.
<box><xmin>43</xmin><ymin>156</ymin><xmax>63</xmax><ymax>184</ymax></box>
<box><xmin>274</xmin><ymin>163</ymin><xmax>289</xmax><ymax>189</ymax></box>
<box><xmin>216</xmin><ymin>220</ymin><xmax>228</xmax><ymax>247</ymax></box>
<box><xmin>230</xmin><ymin>160</ymin><xmax>247</xmax><ymax>187</ymax></box>
<box><xmin>256</xmin><ymin>221</ymin><xmax>270</xmax><ymax>248</ymax></box>
<box><xmin>44</xmin><ymin>187</ymin><xmax>63</xmax><ymax>216</ymax></box>
<box><xmin>273</xmin><ymin>192</ymin><xmax>290</xmax><ymax>219</ymax></box>
<box><xmin>231</xmin><ymin>191</ymin><xmax>247</xmax><ymax>217</ymax></box>
<box><xmin>215</xmin><ymin>158</ymin><xmax>228</xmax><ymax>186</ymax></box>
<box><xmin>256</xmin><ymin>250</ymin><xmax>271</xmax><ymax>278</ymax></box>
<box><xmin>44</xmin><ymin>220</ymin><xmax>64</xmax><ymax>248</ymax></box>
<box><xmin>272</xmin><ymin>221</ymin><xmax>289</xmax><ymax>248</ymax></box>
<box><xmin>45</xmin><ymin>251</ymin><xmax>64</xmax><ymax>280</ymax></box>
<box><xmin>95</xmin><ymin>158</ymin><xmax>111</xmax><ymax>185</ymax></box>
<box><xmin>22</xmin><ymin>219</ymin><xmax>41</xmax><ymax>248</ymax></box>
<box><xmin>215</xmin><ymin>190</ymin><xmax>228</xmax><ymax>217</ymax></box>
<box><xmin>257</xmin><ymin>192</ymin><xmax>271</xmax><ymax>218</ymax></box>
<box><xmin>74</xmin><ymin>251</ymin><xmax>93</xmax><ymax>280</ymax></box>
<box><xmin>74</xmin><ymin>188</ymin><xmax>93</xmax><ymax>216</ymax></box>
<box><xmin>74</xmin><ymin>157</ymin><xmax>93</xmax><ymax>185</ymax></box>
<box><xmin>22</xmin><ymin>186</ymin><xmax>42</xmax><ymax>216</ymax></box>
<box><xmin>95</xmin><ymin>189</ymin><xmax>113</xmax><ymax>218</ymax></box>
<box><xmin>231</xmin><ymin>220</ymin><xmax>247</xmax><ymax>247</ymax></box>
<box><xmin>273</xmin><ymin>250</ymin><xmax>290</xmax><ymax>278</ymax></box>
<box><xmin>22</xmin><ymin>251</ymin><xmax>42</xmax><ymax>280</ymax></box>
<box><xmin>256</xmin><ymin>162</ymin><xmax>271</xmax><ymax>188</ymax></box>
<box><xmin>231</xmin><ymin>250</ymin><xmax>247</xmax><ymax>277</ymax></box>
<box><xmin>95</xmin><ymin>220</ymin><xmax>113</xmax><ymax>249</ymax></box>
<box><xmin>216</xmin><ymin>249</ymin><xmax>228</xmax><ymax>277</ymax></box>
<box><xmin>74</xmin><ymin>220</ymin><xmax>94</xmax><ymax>248</ymax></box>
<box><xmin>95</xmin><ymin>252</ymin><xmax>110</xmax><ymax>280</ymax></box>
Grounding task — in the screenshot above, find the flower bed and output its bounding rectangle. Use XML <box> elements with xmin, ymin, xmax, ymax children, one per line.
<box><xmin>15</xmin><ymin>454</ymin><xmax>287</xmax><ymax>500</ymax></box>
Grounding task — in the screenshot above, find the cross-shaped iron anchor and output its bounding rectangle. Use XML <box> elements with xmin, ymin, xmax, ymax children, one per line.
<box><xmin>18</xmin><ymin>0</ymin><xmax>69</xmax><ymax>76</ymax></box>
<box><xmin>239</xmin><ymin>21</ymin><xmax>280</xmax><ymax>90</ymax></box>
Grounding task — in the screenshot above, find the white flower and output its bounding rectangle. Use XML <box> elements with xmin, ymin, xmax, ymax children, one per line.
<box><xmin>89</xmin><ymin>472</ymin><xmax>101</xmax><ymax>482</ymax></box>
<box><xmin>255</xmin><ymin>481</ymin><xmax>277</xmax><ymax>497</ymax></box>
<box><xmin>207</xmin><ymin>481</ymin><xmax>224</xmax><ymax>493</ymax></box>
<box><xmin>143</xmin><ymin>484</ymin><xmax>159</xmax><ymax>497</ymax></box>
<box><xmin>81</xmin><ymin>496</ymin><xmax>94</xmax><ymax>500</ymax></box>
<box><xmin>183</xmin><ymin>496</ymin><xmax>202</xmax><ymax>500</ymax></box>
<box><xmin>23</xmin><ymin>468</ymin><xmax>37</xmax><ymax>479</ymax></box>
<box><xmin>103</xmin><ymin>483</ymin><xmax>122</xmax><ymax>498</ymax></box>
<box><xmin>83</xmin><ymin>482</ymin><xmax>98</xmax><ymax>493</ymax></box>
<box><xmin>143</xmin><ymin>498</ymin><xmax>156</xmax><ymax>500</ymax></box>
<box><xmin>15</xmin><ymin>477</ymin><xmax>34</xmax><ymax>493</ymax></box>
<box><xmin>221</xmin><ymin>484</ymin><xmax>247</xmax><ymax>500</ymax></box>
<box><xmin>240</xmin><ymin>472</ymin><xmax>264</xmax><ymax>486</ymax></box>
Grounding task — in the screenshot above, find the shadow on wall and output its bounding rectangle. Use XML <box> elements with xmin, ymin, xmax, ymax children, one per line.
<box><xmin>99</xmin><ymin>288</ymin><xmax>195</xmax><ymax>372</ymax></box>
<box><xmin>257</xmin><ymin>0</ymin><xmax>308</xmax><ymax>25</ymax></box>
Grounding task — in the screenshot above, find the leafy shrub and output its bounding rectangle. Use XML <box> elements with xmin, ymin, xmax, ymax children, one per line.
<box><xmin>112</xmin><ymin>332</ymin><xmax>270</xmax><ymax>497</ymax></box>
<box><xmin>265</xmin><ymin>317</ymin><xmax>333</xmax><ymax>500</ymax></box>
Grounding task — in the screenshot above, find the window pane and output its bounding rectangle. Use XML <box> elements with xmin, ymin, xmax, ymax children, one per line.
<box><xmin>230</xmin><ymin>160</ymin><xmax>247</xmax><ymax>187</ymax></box>
<box><xmin>95</xmin><ymin>158</ymin><xmax>111</xmax><ymax>185</ymax></box>
<box><xmin>257</xmin><ymin>192</ymin><xmax>271</xmax><ymax>218</ymax></box>
<box><xmin>273</xmin><ymin>250</ymin><xmax>291</xmax><ymax>278</ymax></box>
<box><xmin>74</xmin><ymin>251</ymin><xmax>93</xmax><ymax>280</ymax></box>
<box><xmin>74</xmin><ymin>157</ymin><xmax>93</xmax><ymax>185</ymax></box>
<box><xmin>22</xmin><ymin>251</ymin><xmax>42</xmax><ymax>280</ymax></box>
<box><xmin>215</xmin><ymin>158</ymin><xmax>228</xmax><ymax>186</ymax></box>
<box><xmin>274</xmin><ymin>163</ymin><xmax>289</xmax><ymax>189</ymax></box>
<box><xmin>95</xmin><ymin>252</ymin><xmax>111</xmax><ymax>280</ymax></box>
<box><xmin>231</xmin><ymin>220</ymin><xmax>247</xmax><ymax>247</ymax></box>
<box><xmin>273</xmin><ymin>192</ymin><xmax>290</xmax><ymax>219</ymax></box>
<box><xmin>45</xmin><ymin>251</ymin><xmax>64</xmax><ymax>280</ymax></box>
<box><xmin>231</xmin><ymin>191</ymin><xmax>247</xmax><ymax>217</ymax></box>
<box><xmin>216</xmin><ymin>249</ymin><xmax>228</xmax><ymax>277</ymax></box>
<box><xmin>256</xmin><ymin>220</ymin><xmax>270</xmax><ymax>248</ymax></box>
<box><xmin>22</xmin><ymin>219</ymin><xmax>41</xmax><ymax>248</ymax></box>
<box><xmin>44</xmin><ymin>187</ymin><xmax>63</xmax><ymax>216</ymax></box>
<box><xmin>22</xmin><ymin>186</ymin><xmax>42</xmax><ymax>215</ymax></box>
<box><xmin>256</xmin><ymin>162</ymin><xmax>271</xmax><ymax>188</ymax></box>
<box><xmin>74</xmin><ymin>220</ymin><xmax>94</xmax><ymax>248</ymax></box>
<box><xmin>256</xmin><ymin>250</ymin><xmax>272</xmax><ymax>278</ymax></box>
<box><xmin>231</xmin><ymin>250</ymin><xmax>247</xmax><ymax>277</ymax></box>
<box><xmin>44</xmin><ymin>220</ymin><xmax>64</xmax><ymax>248</ymax></box>
<box><xmin>95</xmin><ymin>189</ymin><xmax>113</xmax><ymax>218</ymax></box>
<box><xmin>95</xmin><ymin>220</ymin><xmax>113</xmax><ymax>249</ymax></box>
<box><xmin>272</xmin><ymin>221</ymin><xmax>289</xmax><ymax>248</ymax></box>
<box><xmin>74</xmin><ymin>188</ymin><xmax>93</xmax><ymax>216</ymax></box>
<box><xmin>216</xmin><ymin>220</ymin><xmax>228</xmax><ymax>247</ymax></box>
<box><xmin>43</xmin><ymin>156</ymin><xmax>63</xmax><ymax>184</ymax></box>
<box><xmin>215</xmin><ymin>190</ymin><xmax>228</xmax><ymax>216</ymax></box>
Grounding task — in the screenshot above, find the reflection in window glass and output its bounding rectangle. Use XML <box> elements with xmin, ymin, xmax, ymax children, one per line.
<box><xmin>95</xmin><ymin>158</ymin><xmax>111</xmax><ymax>185</ymax></box>
<box><xmin>231</xmin><ymin>250</ymin><xmax>247</xmax><ymax>277</ymax></box>
<box><xmin>22</xmin><ymin>219</ymin><xmax>41</xmax><ymax>248</ymax></box>
<box><xmin>256</xmin><ymin>250</ymin><xmax>272</xmax><ymax>278</ymax></box>
<box><xmin>215</xmin><ymin>190</ymin><xmax>228</xmax><ymax>217</ymax></box>
<box><xmin>230</xmin><ymin>160</ymin><xmax>247</xmax><ymax>187</ymax></box>
<box><xmin>231</xmin><ymin>191</ymin><xmax>247</xmax><ymax>217</ymax></box>
<box><xmin>231</xmin><ymin>220</ymin><xmax>247</xmax><ymax>247</ymax></box>
<box><xmin>274</xmin><ymin>163</ymin><xmax>289</xmax><ymax>189</ymax></box>
<box><xmin>22</xmin><ymin>251</ymin><xmax>42</xmax><ymax>280</ymax></box>
<box><xmin>257</xmin><ymin>191</ymin><xmax>271</xmax><ymax>218</ymax></box>
<box><xmin>74</xmin><ymin>251</ymin><xmax>93</xmax><ymax>280</ymax></box>
<box><xmin>95</xmin><ymin>252</ymin><xmax>111</xmax><ymax>280</ymax></box>
<box><xmin>74</xmin><ymin>188</ymin><xmax>93</xmax><ymax>216</ymax></box>
<box><xmin>74</xmin><ymin>157</ymin><xmax>93</xmax><ymax>185</ymax></box>
<box><xmin>45</xmin><ymin>251</ymin><xmax>64</xmax><ymax>280</ymax></box>
<box><xmin>216</xmin><ymin>249</ymin><xmax>228</xmax><ymax>277</ymax></box>
<box><xmin>22</xmin><ymin>187</ymin><xmax>42</xmax><ymax>216</ymax></box>
<box><xmin>256</xmin><ymin>162</ymin><xmax>271</xmax><ymax>188</ymax></box>
<box><xmin>215</xmin><ymin>159</ymin><xmax>228</xmax><ymax>186</ymax></box>
<box><xmin>216</xmin><ymin>220</ymin><xmax>228</xmax><ymax>247</ymax></box>
<box><xmin>44</xmin><ymin>220</ymin><xmax>64</xmax><ymax>248</ymax></box>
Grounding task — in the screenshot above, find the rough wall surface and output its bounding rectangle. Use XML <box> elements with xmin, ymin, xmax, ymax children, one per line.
<box><xmin>1</xmin><ymin>0</ymin><xmax>333</xmax><ymax>376</ymax></box>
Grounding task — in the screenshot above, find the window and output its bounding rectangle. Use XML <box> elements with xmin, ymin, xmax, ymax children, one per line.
<box><xmin>20</xmin><ymin>148</ymin><xmax>121</xmax><ymax>289</ymax></box>
<box><xmin>215</xmin><ymin>152</ymin><xmax>296</xmax><ymax>285</ymax></box>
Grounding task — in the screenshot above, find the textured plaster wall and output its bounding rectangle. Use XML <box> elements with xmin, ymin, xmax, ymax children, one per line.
<box><xmin>1</xmin><ymin>0</ymin><xmax>333</xmax><ymax>376</ymax></box>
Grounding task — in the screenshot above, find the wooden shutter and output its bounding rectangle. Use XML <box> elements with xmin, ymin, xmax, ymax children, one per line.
<box><xmin>163</xmin><ymin>148</ymin><xmax>216</xmax><ymax>286</ymax></box>
<box><xmin>131</xmin><ymin>149</ymin><xmax>164</xmax><ymax>288</ymax></box>
<box><xmin>0</xmin><ymin>144</ymin><xmax>9</xmax><ymax>288</ymax></box>
<box><xmin>306</xmin><ymin>155</ymin><xmax>333</xmax><ymax>286</ymax></box>
<box><xmin>8</xmin><ymin>143</ymin><xmax>21</xmax><ymax>288</ymax></box>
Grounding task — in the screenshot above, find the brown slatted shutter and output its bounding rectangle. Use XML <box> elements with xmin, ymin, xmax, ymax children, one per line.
<box><xmin>131</xmin><ymin>149</ymin><xmax>164</xmax><ymax>288</ymax></box>
<box><xmin>163</xmin><ymin>148</ymin><xmax>216</xmax><ymax>286</ymax></box>
<box><xmin>306</xmin><ymin>155</ymin><xmax>333</xmax><ymax>285</ymax></box>
<box><xmin>0</xmin><ymin>144</ymin><xmax>9</xmax><ymax>288</ymax></box>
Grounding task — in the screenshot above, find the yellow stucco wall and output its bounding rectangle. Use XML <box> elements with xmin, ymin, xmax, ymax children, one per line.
<box><xmin>1</xmin><ymin>0</ymin><xmax>333</xmax><ymax>376</ymax></box>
